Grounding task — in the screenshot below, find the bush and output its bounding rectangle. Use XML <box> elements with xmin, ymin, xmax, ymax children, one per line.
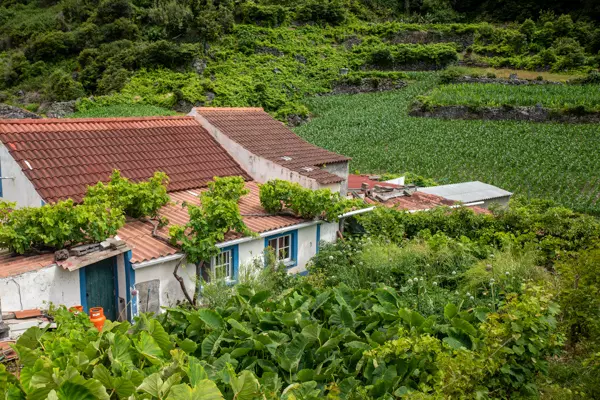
<box><xmin>100</xmin><ymin>17</ymin><xmax>140</xmax><ymax>42</ymax></box>
<box><xmin>95</xmin><ymin>0</ymin><xmax>133</xmax><ymax>25</ymax></box>
<box><xmin>25</xmin><ymin>31</ymin><xmax>76</xmax><ymax>62</ymax></box>
<box><xmin>296</xmin><ymin>0</ymin><xmax>347</xmax><ymax>26</ymax></box>
<box><xmin>45</xmin><ymin>69</ymin><xmax>85</xmax><ymax>101</ymax></box>
<box><xmin>239</xmin><ymin>3</ymin><xmax>290</xmax><ymax>27</ymax></box>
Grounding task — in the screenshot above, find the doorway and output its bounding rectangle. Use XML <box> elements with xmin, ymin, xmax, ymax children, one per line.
<box><xmin>80</xmin><ymin>257</ymin><xmax>118</xmax><ymax>321</ymax></box>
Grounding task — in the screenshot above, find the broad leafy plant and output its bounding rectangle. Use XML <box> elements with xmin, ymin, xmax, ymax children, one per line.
<box><xmin>259</xmin><ymin>179</ymin><xmax>364</xmax><ymax>221</ymax></box>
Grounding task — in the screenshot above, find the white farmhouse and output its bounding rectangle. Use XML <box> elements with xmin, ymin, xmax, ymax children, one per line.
<box><xmin>0</xmin><ymin>112</ymin><xmax>350</xmax><ymax>332</ymax></box>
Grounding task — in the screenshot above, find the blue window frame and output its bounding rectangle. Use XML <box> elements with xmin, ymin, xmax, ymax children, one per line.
<box><xmin>264</xmin><ymin>230</ymin><xmax>298</xmax><ymax>268</ymax></box>
<box><xmin>212</xmin><ymin>245</ymin><xmax>239</xmax><ymax>282</ymax></box>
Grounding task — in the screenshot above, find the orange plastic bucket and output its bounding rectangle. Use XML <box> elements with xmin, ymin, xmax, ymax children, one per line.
<box><xmin>89</xmin><ymin>307</ymin><xmax>106</xmax><ymax>331</ymax></box>
<box><xmin>69</xmin><ymin>305</ymin><xmax>83</xmax><ymax>313</ymax></box>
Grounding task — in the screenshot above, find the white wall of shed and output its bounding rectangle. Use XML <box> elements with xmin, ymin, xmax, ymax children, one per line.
<box><xmin>190</xmin><ymin>111</ymin><xmax>341</xmax><ymax>193</ymax></box>
<box><xmin>0</xmin><ymin>144</ymin><xmax>43</xmax><ymax>207</ymax></box>
<box><xmin>0</xmin><ymin>266</ymin><xmax>80</xmax><ymax>312</ymax></box>
<box><xmin>134</xmin><ymin>259</ymin><xmax>196</xmax><ymax>308</ymax></box>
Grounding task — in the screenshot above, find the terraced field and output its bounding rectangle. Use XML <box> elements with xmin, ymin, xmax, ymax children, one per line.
<box><xmin>295</xmin><ymin>74</ymin><xmax>600</xmax><ymax>214</ymax></box>
<box><xmin>420</xmin><ymin>83</ymin><xmax>600</xmax><ymax>111</ymax></box>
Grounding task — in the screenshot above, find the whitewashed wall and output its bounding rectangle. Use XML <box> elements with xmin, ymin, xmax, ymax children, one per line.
<box><xmin>0</xmin><ymin>144</ymin><xmax>43</xmax><ymax>207</ymax></box>
<box><xmin>132</xmin><ymin>222</ymin><xmax>339</xmax><ymax>309</ymax></box>
<box><xmin>0</xmin><ymin>265</ymin><xmax>80</xmax><ymax>312</ymax></box>
<box><xmin>320</xmin><ymin>222</ymin><xmax>339</xmax><ymax>244</ymax></box>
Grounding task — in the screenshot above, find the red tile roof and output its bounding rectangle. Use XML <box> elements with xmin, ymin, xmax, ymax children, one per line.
<box><xmin>348</xmin><ymin>174</ymin><xmax>401</xmax><ymax>190</ymax></box>
<box><xmin>196</xmin><ymin>108</ymin><xmax>349</xmax><ymax>184</ymax></box>
<box><xmin>120</xmin><ymin>181</ymin><xmax>305</xmax><ymax>263</ymax></box>
<box><xmin>0</xmin><ymin>117</ymin><xmax>250</xmax><ymax>203</ymax></box>
<box><xmin>0</xmin><ymin>182</ymin><xmax>306</xmax><ymax>274</ymax></box>
<box><xmin>0</xmin><ymin>252</ymin><xmax>55</xmax><ymax>278</ymax></box>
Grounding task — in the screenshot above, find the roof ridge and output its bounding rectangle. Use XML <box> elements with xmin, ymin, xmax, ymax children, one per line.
<box><xmin>196</xmin><ymin>107</ymin><xmax>264</xmax><ymax>112</ymax></box>
<box><xmin>0</xmin><ymin>116</ymin><xmax>194</xmax><ymax>124</ymax></box>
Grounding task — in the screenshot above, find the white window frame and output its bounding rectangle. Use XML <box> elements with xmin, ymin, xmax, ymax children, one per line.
<box><xmin>268</xmin><ymin>234</ymin><xmax>292</xmax><ymax>264</ymax></box>
<box><xmin>212</xmin><ymin>249</ymin><xmax>233</xmax><ymax>281</ymax></box>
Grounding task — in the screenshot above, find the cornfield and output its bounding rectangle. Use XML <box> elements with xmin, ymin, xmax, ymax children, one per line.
<box><xmin>295</xmin><ymin>74</ymin><xmax>600</xmax><ymax>215</ymax></box>
<box><xmin>422</xmin><ymin>83</ymin><xmax>600</xmax><ymax>111</ymax></box>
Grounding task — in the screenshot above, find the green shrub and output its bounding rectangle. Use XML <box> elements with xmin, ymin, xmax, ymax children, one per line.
<box><xmin>25</xmin><ymin>31</ymin><xmax>76</xmax><ymax>62</ymax></box>
<box><xmin>296</xmin><ymin>0</ymin><xmax>347</xmax><ymax>26</ymax></box>
<box><xmin>100</xmin><ymin>17</ymin><xmax>140</xmax><ymax>42</ymax></box>
<box><xmin>45</xmin><ymin>69</ymin><xmax>85</xmax><ymax>101</ymax></box>
<box><xmin>95</xmin><ymin>0</ymin><xmax>133</xmax><ymax>25</ymax></box>
<box><xmin>239</xmin><ymin>3</ymin><xmax>290</xmax><ymax>27</ymax></box>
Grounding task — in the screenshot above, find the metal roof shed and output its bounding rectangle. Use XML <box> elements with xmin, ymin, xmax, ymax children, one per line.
<box><xmin>418</xmin><ymin>181</ymin><xmax>512</xmax><ymax>208</ymax></box>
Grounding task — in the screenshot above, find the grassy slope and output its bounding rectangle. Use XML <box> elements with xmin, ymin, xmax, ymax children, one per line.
<box><xmin>295</xmin><ymin>74</ymin><xmax>600</xmax><ymax>214</ymax></box>
<box><xmin>69</xmin><ymin>104</ymin><xmax>177</xmax><ymax>118</ymax></box>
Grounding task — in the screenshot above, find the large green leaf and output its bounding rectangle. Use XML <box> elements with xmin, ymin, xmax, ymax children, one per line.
<box><xmin>16</xmin><ymin>327</ymin><xmax>44</xmax><ymax>350</ymax></box>
<box><xmin>187</xmin><ymin>357</ymin><xmax>208</xmax><ymax>387</ymax></box>
<box><xmin>451</xmin><ymin>317</ymin><xmax>478</xmax><ymax>337</ymax></box>
<box><xmin>444</xmin><ymin>303</ymin><xmax>458</xmax><ymax>321</ymax></box>
<box><xmin>135</xmin><ymin>331</ymin><xmax>163</xmax><ymax>364</ymax></box>
<box><xmin>340</xmin><ymin>305</ymin><xmax>356</xmax><ymax>329</ymax></box>
<box><xmin>109</xmin><ymin>334</ymin><xmax>134</xmax><ymax>369</ymax></box>
<box><xmin>250</xmin><ymin>290</ymin><xmax>271</xmax><ymax>306</ymax></box>
<box><xmin>138</xmin><ymin>373</ymin><xmax>163</xmax><ymax>398</ymax></box>
<box><xmin>149</xmin><ymin>319</ymin><xmax>174</xmax><ymax>354</ymax></box>
<box><xmin>201</xmin><ymin>331</ymin><xmax>222</xmax><ymax>358</ymax></box>
<box><xmin>198</xmin><ymin>309</ymin><xmax>225</xmax><ymax>331</ymax></box>
<box><xmin>166</xmin><ymin>381</ymin><xmax>224</xmax><ymax>400</ymax></box>
<box><xmin>229</xmin><ymin>370</ymin><xmax>262</xmax><ymax>400</ymax></box>
<box><xmin>178</xmin><ymin>338</ymin><xmax>199</xmax><ymax>354</ymax></box>
<box><xmin>92</xmin><ymin>365</ymin><xmax>113</xmax><ymax>389</ymax></box>
<box><xmin>112</xmin><ymin>377</ymin><xmax>136</xmax><ymax>399</ymax></box>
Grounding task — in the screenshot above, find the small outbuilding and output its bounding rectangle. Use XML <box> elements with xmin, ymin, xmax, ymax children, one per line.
<box><xmin>418</xmin><ymin>181</ymin><xmax>512</xmax><ymax>209</ymax></box>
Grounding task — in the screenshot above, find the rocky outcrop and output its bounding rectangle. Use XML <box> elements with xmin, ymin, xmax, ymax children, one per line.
<box><xmin>42</xmin><ymin>101</ymin><xmax>77</xmax><ymax>118</ymax></box>
<box><xmin>329</xmin><ymin>78</ymin><xmax>407</xmax><ymax>95</ymax></box>
<box><xmin>409</xmin><ymin>103</ymin><xmax>600</xmax><ymax>123</ymax></box>
<box><xmin>0</xmin><ymin>104</ymin><xmax>41</xmax><ymax>119</ymax></box>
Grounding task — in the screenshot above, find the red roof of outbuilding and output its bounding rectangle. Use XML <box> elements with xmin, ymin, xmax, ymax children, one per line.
<box><xmin>0</xmin><ymin>116</ymin><xmax>250</xmax><ymax>203</ymax></box>
<box><xmin>348</xmin><ymin>174</ymin><xmax>401</xmax><ymax>190</ymax></box>
<box><xmin>195</xmin><ymin>108</ymin><xmax>349</xmax><ymax>184</ymax></box>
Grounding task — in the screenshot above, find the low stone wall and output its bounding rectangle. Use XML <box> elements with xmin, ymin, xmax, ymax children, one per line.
<box><xmin>0</xmin><ymin>104</ymin><xmax>41</xmax><ymax>119</ymax></box>
<box><xmin>390</xmin><ymin>31</ymin><xmax>474</xmax><ymax>49</ymax></box>
<box><xmin>329</xmin><ymin>78</ymin><xmax>407</xmax><ymax>95</ymax></box>
<box><xmin>454</xmin><ymin>76</ymin><xmax>562</xmax><ymax>85</ymax></box>
<box><xmin>409</xmin><ymin>104</ymin><xmax>600</xmax><ymax>123</ymax></box>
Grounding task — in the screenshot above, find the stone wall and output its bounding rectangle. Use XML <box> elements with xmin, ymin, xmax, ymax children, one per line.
<box><xmin>409</xmin><ymin>104</ymin><xmax>600</xmax><ymax>123</ymax></box>
<box><xmin>329</xmin><ymin>78</ymin><xmax>407</xmax><ymax>95</ymax></box>
<box><xmin>0</xmin><ymin>104</ymin><xmax>41</xmax><ymax>119</ymax></box>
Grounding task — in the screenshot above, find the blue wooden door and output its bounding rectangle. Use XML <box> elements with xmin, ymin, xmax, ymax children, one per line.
<box><xmin>84</xmin><ymin>258</ymin><xmax>117</xmax><ymax>320</ymax></box>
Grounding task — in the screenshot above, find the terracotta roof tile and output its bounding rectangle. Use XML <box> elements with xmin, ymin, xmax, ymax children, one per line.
<box><xmin>348</xmin><ymin>174</ymin><xmax>401</xmax><ymax>190</ymax></box>
<box><xmin>196</xmin><ymin>108</ymin><xmax>349</xmax><ymax>185</ymax></box>
<box><xmin>0</xmin><ymin>116</ymin><xmax>250</xmax><ymax>203</ymax></box>
<box><xmin>119</xmin><ymin>181</ymin><xmax>305</xmax><ymax>263</ymax></box>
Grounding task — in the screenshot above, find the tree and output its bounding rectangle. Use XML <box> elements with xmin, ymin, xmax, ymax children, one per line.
<box><xmin>169</xmin><ymin>176</ymin><xmax>254</xmax><ymax>306</ymax></box>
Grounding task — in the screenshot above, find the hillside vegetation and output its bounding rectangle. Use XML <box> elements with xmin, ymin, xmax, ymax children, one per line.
<box><xmin>0</xmin><ymin>0</ymin><xmax>599</xmax><ymax>119</ymax></box>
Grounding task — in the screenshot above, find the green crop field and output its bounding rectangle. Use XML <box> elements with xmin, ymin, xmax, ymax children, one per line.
<box><xmin>295</xmin><ymin>74</ymin><xmax>600</xmax><ymax>214</ymax></box>
<box><xmin>420</xmin><ymin>83</ymin><xmax>600</xmax><ymax>111</ymax></box>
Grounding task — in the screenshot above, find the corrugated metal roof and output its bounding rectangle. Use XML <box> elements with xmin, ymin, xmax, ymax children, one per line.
<box><xmin>196</xmin><ymin>107</ymin><xmax>349</xmax><ymax>184</ymax></box>
<box><xmin>418</xmin><ymin>181</ymin><xmax>512</xmax><ymax>203</ymax></box>
<box><xmin>0</xmin><ymin>116</ymin><xmax>250</xmax><ymax>203</ymax></box>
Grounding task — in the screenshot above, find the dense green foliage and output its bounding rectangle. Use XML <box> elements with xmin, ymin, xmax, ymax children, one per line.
<box><xmin>418</xmin><ymin>82</ymin><xmax>600</xmax><ymax>112</ymax></box>
<box><xmin>0</xmin><ymin>0</ymin><xmax>598</xmax><ymax>120</ymax></box>
<box><xmin>69</xmin><ymin>104</ymin><xmax>177</xmax><ymax>118</ymax></box>
<box><xmin>1</xmin><ymin>281</ymin><xmax>562</xmax><ymax>399</ymax></box>
<box><xmin>259</xmin><ymin>179</ymin><xmax>364</xmax><ymax>221</ymax></box>
<box><xmin>0</xmin><ymin>170</ymin><xmax>170</xmax><ymax>254</ymax></box>
<box><xmin>169</xmin><ymin>176</ymin><xmax>253</xmax><ymax>267</ymax></box>
<box><xmin>295</xmin><ymin>74</ymin><xmax>600</xmax><ymax>215</ymax></box>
